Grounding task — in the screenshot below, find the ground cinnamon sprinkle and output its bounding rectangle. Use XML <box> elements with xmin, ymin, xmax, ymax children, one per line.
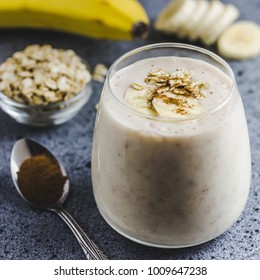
<box><xmin>157</xmin><ymin>94</ymin><xmax>188</xmax><ymax>106</ymax></box>
<box><xmin>17</xmin><ymin>154</ymin><xmax>67</xmax><ymax>208</ymax></box>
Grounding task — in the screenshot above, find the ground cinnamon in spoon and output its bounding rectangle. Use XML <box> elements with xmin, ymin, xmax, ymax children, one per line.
<box><xmin>17</xmin><ymin>154</ymin><xmax>67</xmax><ymax>208</ymax></box>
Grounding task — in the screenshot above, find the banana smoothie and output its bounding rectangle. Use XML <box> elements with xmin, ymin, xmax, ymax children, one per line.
<box><xmin>92</xmin><ymin>45</ymin><xmax>251</xmax><ymax>247</ymax></box>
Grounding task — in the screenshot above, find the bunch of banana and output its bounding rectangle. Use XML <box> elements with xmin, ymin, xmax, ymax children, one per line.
<box><xmin>155</xmin><ymin>0</ymin><xmax>260</xmax><ymax>59</ymax></box>
<box><xmin>0</xmin><ymin>0</ymin><xmax>149</xmax><ymax>40</ymax></box>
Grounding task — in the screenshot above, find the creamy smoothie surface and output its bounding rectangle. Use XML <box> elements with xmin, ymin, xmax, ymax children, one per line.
<box><xmin>110</xmin><ymin>56</ymin><xmax>232</xmax><ymax>119</ymax></box>
<box><xmin>92</xmin><ymin>56</ymin><xmax>251</xmax><ymax>247</ymax></box>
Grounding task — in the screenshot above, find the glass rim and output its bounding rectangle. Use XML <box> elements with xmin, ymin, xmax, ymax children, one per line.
<box><xmin>106</xmin><ymin>42</ymin><xmax>236</xmax><ymax>122</ymax></box>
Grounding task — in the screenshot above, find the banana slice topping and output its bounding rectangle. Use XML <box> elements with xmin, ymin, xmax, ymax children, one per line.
<box><xmin>124</xmin><ymin>69</ymin><xmax>207</xmax><ymax>118</ymax></box>
<box><xmin>152</xmin><ymin>91</ymin><xmax>204</xmax><ymax>118</ymax></box>
<box><xmin>124</xmin><ymin>85</ymin><xmax>157</xmax><ymax>116</ymax></box>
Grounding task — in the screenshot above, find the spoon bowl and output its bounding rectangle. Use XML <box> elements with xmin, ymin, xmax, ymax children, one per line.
<box><xmin>10</xmin><ymin>137</ymin><xmax>107</xmax><ymax>260</ymax></box>
<box><xmin>11</xmin><ymin>138</ymin><xmax>69</xmax><ymax>209</ymax></box>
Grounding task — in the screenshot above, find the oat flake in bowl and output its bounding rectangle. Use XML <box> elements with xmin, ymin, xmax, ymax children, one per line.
<box><xmin>0</xmin><ymin>44</ymin><xmax>92</xmax><ymax>126</ymax></box>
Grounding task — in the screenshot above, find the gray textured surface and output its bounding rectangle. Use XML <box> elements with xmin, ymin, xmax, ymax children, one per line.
<box><xmin>0</xmin><ymin>0</ymin><xmax>259</xmax><ymax>260</ymax></box>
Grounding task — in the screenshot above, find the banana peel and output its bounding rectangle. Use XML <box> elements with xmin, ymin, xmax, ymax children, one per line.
<box><xmin>0</xmin><ymin>0</ymin><xmax>149</xmax><ymax>40</ymax></box>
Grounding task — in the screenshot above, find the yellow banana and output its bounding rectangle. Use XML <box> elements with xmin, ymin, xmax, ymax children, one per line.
<box><xmin>0</xmin><ymin>0</ymin><xmax>149</xmax><ymax>40</ymax></box>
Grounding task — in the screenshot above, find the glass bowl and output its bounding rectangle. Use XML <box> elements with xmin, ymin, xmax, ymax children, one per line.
<box><xmin>0</xmin><ymin>83</ymin><xmax>92</xmax><ymax>126</ymax></box>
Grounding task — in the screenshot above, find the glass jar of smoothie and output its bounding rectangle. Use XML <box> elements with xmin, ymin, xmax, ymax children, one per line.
<box><xmin>91</xmin><ymin>43</ymin><xmax>251</xmax><ymax>248</ymax></box>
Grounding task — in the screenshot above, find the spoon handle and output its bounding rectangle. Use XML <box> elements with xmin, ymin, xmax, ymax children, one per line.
<box><xmin>53</xmin><ymin>208</ymin><xmax>108</xmax><ymax>260</ymax></box>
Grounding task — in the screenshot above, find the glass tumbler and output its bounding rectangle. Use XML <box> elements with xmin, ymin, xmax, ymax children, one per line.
<box><xmin>91</xmin><ymin>43</ymin><xmax>251</xmax><ymax>248</ymax></box>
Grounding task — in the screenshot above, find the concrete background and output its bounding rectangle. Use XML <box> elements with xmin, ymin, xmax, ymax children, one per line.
<box><xmin>0</xmin><ymin>0</ymin><xmax>259</xmax><ymax>259</ymax></box>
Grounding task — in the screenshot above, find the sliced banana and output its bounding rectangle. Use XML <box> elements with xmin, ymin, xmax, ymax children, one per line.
<box><xmin>190</xmin><ymin>0</ymin><xmax>225</xmax><ymax>41</ymax></box>
<box><xmin>217</xmin><ymin>21</ymin><xmax>260</xmax><ymax>60</ymax></box>
<box><xmin>180</xmin><ymin>0</ymin><xmax>209</xmax><ymax>39</ymax></box>
<box><xmin>124</xmin><ymin>86</ymin><xmax>157</xmax><ymax>116</ymax></box>
<box><xmin>154</xmin><ymin>1</ymin><xmax>176</xmax><ymax>32</ymax></box>
<box><xmin>200</xmin><ymin>3</ymin><xmax>239</xmax><ymax>45</ymax></box>
<box><xmin>152</xmin><ymin>91</ymin><xmax>204</xmax><ymax>118</ymax></box>
<box><xmin>154</xmin><ymin>0</ymin><xmax>183</xmax><ymax>32</ymax></box>
<box><xmin>155</xmin><ymin>0</ymin><xmax>196</xmax><ymax>34</ymax></box>
<box><xmin>173</xmin><ymin>0</ymin><xmax>198</xmax><ymax>38</ymax></box>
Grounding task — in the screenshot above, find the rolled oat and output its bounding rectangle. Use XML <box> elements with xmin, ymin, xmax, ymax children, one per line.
<box><xmin>0</xmin><ymin>44</ymin><xmax>91</xmax><ymax>106</ymax></box>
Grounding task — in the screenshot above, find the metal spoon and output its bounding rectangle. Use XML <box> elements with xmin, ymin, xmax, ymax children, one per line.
<box><xmin>10</xmin><ymin>137</ymin><xmax>107</xmax><ymax>260</ymax></box>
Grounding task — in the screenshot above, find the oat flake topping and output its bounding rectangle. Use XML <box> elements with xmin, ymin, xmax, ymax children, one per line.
<box><xmin>130</xmin><ymin>68</ymin><xmax>207</xmax><ymax>116</ymax></box>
